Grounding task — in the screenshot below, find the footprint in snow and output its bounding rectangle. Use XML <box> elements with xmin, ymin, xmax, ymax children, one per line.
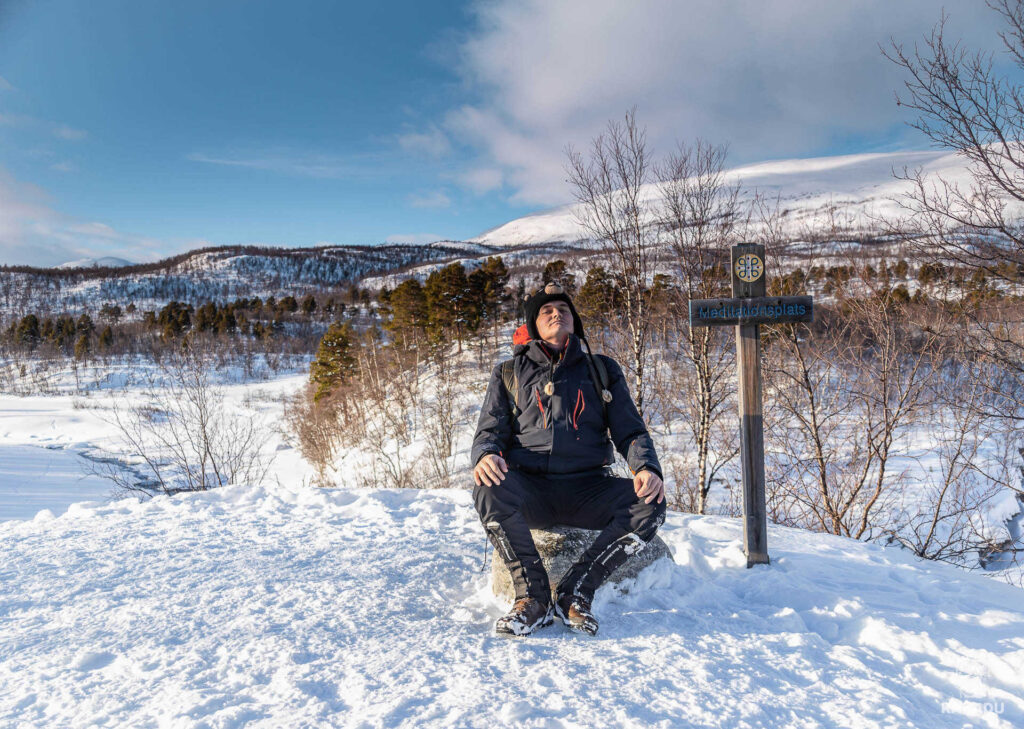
<box><xmin>73</xmin><ymin>651</ymin><xmax>116</xmax><ymax>671</ymax></box>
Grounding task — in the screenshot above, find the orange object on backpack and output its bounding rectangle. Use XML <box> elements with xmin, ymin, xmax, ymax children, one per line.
<box><xmin>512</xmin><ymin>324</ymin><xmax>531</xmax><ymax>346</ymax></box>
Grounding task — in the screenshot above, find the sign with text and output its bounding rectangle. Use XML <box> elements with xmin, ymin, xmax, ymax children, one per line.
<box><xmin>688</xmin><ymin>295</ymin><xmax>814</xmax><ymax>327</ymax></box>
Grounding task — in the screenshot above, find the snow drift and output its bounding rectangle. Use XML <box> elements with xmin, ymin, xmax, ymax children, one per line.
<box><xmin>2</xmin><ymin>483</ymin><xmax>1022</xmax><ymax>728</ymax></box>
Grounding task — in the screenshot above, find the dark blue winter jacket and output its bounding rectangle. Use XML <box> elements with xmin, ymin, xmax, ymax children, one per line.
<box><xmin>471</xmin><ymin>335</ymin><xmax>662</xmax><ymax>479</ymax></box>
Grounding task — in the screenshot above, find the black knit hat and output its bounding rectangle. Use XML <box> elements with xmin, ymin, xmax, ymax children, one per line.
<box><xmin>524</xmin><ymin>282</ymin><xmax>585</xmax><ymax>341</ymax></box>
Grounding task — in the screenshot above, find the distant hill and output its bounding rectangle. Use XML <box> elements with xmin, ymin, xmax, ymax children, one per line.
<box><xmin>57</xmin><ymin>256</ymin><xmax>134</xmax><ymax>270</ymax></box>
<box><xmin>469</xmin><ymin>149</ymin><xmax>990</xmax><ymax>248</ymax></box>
<box><xmin>2</xmin><ymin>148</ymin><xmax>1010</xmax><ymax>316</ymax></box>
<box><xmin>0</xmin><ymin>242</ymin><xmax>498</xmax><ymax>316</ymax></box>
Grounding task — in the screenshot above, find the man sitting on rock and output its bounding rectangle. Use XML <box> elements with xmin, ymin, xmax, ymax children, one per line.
<box><xmin>472</xmin><ymin>282</ymin><xmax>666</xmax><ymax>637</ymax></box>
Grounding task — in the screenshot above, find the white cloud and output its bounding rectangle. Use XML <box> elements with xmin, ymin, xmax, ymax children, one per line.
<box><xmin>66</xmin><ymin>222</ymin><xmax>121</xmax><ymax>238</ymax></box>
<box><xmin>187</xmin><ymin>150</ymin><xmax>383</xmax><ymax>179</ymax></box>
<box><xmin>431</xmin><ymin>0</ymin><xmax>1005</xmax><ymax>205</ymax></box>
<box><xmin>408</xmin><ymin>190</ymin><xmax>452</xmax><ymax>209</ymax></box>
<box><xmin>0</xmin><ymin>75</ymin><xmax>13</xmax><ymax>91</ymax></box>
<box><xmin>50</xmin><ymin>161</ymin><xmax>76</xmax><ymax>173</ymax></box>
<box><xmin>0</xmin><ymin>168</ymin><xmax>162</xmax><ymax>267</ymax></box>
<box><xmin>397</xmin><ymin>125</ymin><xmax>452</xmax><ymax>158</ymax></box>
<box><xmin>384</xmin><ymin>233</ymin><xmax>444</xmax><ymax>245</ymax></box>
<box><xmin>52</xmin><ymin>124</ymin><xmax>87</xmax><ymax>141</ymax></box>
<box><xmin>0</xmin><ymin>113</ymin><xmax>89</xmax><ymax>142</ymax></box>
<box><xmin>0</xmin><ymin>112</ymin><xmax>30</xmax><ymax>126</ymax></box>
<box><xmin>453</xmin><ymin>164</ymin><xmax>505</xmax><ymax>195</ymax></box>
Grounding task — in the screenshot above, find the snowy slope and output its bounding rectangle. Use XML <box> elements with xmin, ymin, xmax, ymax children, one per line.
<box><xmin>56</xmin><ymin>256</ymin><xmax>134</xmax><ymax>270</ymax></box>
<box><xmin>470</xmin><ymin>149</ymin><xmax>991</xmax><ymax>248</ymax></box>
<box><xmin>2</xmin><ymin>483</ymin><xmax>1023</xmax><ymax>728</ymax></box>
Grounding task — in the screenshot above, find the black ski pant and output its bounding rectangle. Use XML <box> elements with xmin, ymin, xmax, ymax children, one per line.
<box><xmin>473</xmin><ymin>468</ymin><xmax>667</xmax><ymax>603</ymax></box>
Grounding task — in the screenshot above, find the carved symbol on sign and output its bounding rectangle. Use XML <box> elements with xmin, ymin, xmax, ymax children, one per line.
<box><xmin>735</xmin><ymin>254</ymin><xmax>763</xmax><ymax>283</ymax></box>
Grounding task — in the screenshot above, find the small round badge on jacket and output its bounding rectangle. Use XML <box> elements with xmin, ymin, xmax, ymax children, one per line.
<box><xmin>544</xmin><ymin>381</ymin><xmax>554</xmax><ymax>396</ymax></box>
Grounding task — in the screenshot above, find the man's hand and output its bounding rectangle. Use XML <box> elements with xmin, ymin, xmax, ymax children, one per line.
<box><xmin>474</xmin><ymin>453</ymin><xmax>508</xmax><ymax>487</ymax></box>
<box><xmin>634</xmin><ymin>470</ymin><xmax>665</xmax><ymax>504</ymax></box>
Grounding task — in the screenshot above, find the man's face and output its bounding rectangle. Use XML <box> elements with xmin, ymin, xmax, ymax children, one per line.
<box><xmin>536</xmin><ymin>300</ymin><xmax>573</xmax><ymax>345</ymax></box>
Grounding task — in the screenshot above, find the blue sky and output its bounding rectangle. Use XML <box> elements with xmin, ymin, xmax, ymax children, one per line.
<box><xmin>0</xmin><ymin>0</ymin><xmax>1011</xmax><ymax>266</ymax></box>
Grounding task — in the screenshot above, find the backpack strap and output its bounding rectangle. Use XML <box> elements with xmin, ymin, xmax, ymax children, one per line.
<box><xmin>580</xmin><ymin>336</ymin><xmax>612</xmax><ymax>427</ymax></box>
<box><xmin>500</xmin><ymin>357</ymin><xmax>520</xmax><ymax>417</ymax></box>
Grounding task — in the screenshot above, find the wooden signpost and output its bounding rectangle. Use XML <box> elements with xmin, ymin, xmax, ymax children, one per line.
<box><xmin>688</xmin><ymin>244</ymin><xmax>814</xmax><ymax>568</ymax></box>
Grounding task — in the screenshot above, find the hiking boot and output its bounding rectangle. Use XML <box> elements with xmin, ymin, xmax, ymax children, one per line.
<box><xmin>555</xmin><ymin>592</ymin><xmax>598</xmax><ymax>636</ymax></box>
<box><xmin>495</xmin><ymin>597</ymin><xmax>553</xmax><ymax>637</ymax></box>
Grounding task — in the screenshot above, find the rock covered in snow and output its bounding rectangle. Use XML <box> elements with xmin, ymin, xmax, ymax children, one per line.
<box><xmin>490</xmin><ymin>524</ymin><xmax>673</xmax><ymax>603</ymax></box>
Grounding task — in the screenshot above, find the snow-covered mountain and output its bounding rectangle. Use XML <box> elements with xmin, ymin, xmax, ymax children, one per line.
<box><xmin>470</xmin><ymin>149</ymin><xmax>986</xmax><ymax>248</ymax></box>
<box><xmin>56</xmin><ymin>256</ymin><xmax>134</xmax><ymax>270</ymax></box>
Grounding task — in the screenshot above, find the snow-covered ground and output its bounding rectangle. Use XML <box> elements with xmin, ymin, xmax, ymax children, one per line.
<box><xmin>1</xmin><ymin>357</ymin><xmax>1023</xmax><ymax>727</ymax></box>
<box><xmin>3</xmin><ymin>483</ymin><xmax>1023</xmax><ymax>728</ymax></box>
<box><xmin>0</xmin><ymin>364</ymin><xmax>315</xmax><ymax>522</ymax></box>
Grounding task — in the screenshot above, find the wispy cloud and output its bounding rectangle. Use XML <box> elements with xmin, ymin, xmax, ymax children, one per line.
<box><xmin>52</xmin><ymin>124</ymin><xmax>87</xmax><ymax>141</ymax></box>
<box><xmin>408</xmin><ymin>190</ymin><xmax>451</xmax><ymax>209</ymax></box>
<box><xmin>0</xmin><ymin>113</ymin><xmax>88</xmax><ymax>142</ymax></box>
<box><xmin>187</xmin><ymin>150</ymin><xmax>386</xmax><ymax>179</ymax></box>
<box><xmin>0</xmin><ymin>112</ymin><xmax>31</xmax><ymax>126</ymax></box>
<box><xmin>397</xmin><ymin>125</ymin><xmax>452</xmax><ymax>158</ymax></box>
<box><xmin>0</xmin><ymin>75</ymin><xmax>13</xmax><ymax>91</ymax></box>
<box><xmin>454</xmin><ymin>166</ymin><xmax>503</xmax><ymax>195</ymax></box>
<box><xmin>49</xmin><ymin>161</ymin><xmax>76</xmax><ymax>173</ymax></box>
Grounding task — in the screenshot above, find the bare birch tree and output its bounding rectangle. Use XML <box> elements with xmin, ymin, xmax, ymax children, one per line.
<box><xmin>96</xmin><ymin>344</ymin><xmax>272</xmax><ymax>497</ymax></box>
<box><xmin>657</xmin><ymin>140</ymin><xmax>743</xmax><ymax>512</ymax></box>
<box><xmin>893</xmin><ymin>342</ymin><xmax>1020</xmax><ymax>564</ymax></box>
<box><xmin>885</xmin><ymin>0</ymin><xmax>1024</xmax><ymax>413</ymax></box>
<box><xmin>764</xmin><ymin>275</ymin><xmax>937</xmax><ymax>539</ymax></box>
<box><xmin>566</xmin><ymin>109</ymin><xmax>658</xmax><ymax>415</ymax></box>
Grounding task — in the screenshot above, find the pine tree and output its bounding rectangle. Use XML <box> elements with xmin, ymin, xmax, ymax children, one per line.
<box><xmin>468</xmin><ymin>256</ymin><xmax>510</xmax><ymax>340</ymax></box>
<box><xmin>215</xmin><ymin>308</ymin><xmax>237</xmax><ymax>334</ymax></box>
<box><xmin>74</xmin><ymin>333</ymin><xmax>90</xmax><ymax>362</ymax></box>
<box><xmin>386</xmin><ymin>278</ymin><xmax>428</xmax><ymax>346</ymax></box>
<box><xmin>466</xmin><ymin>267</ymin><xmax>490</xmax><ymax>334</ymax></box>
<box><xmin>278</xmin><ymin>295</ymin><xmax>298</xmax><ymax>315</ymax></box>
<box><xmin>15</xmin><ymin>314</ymin><xmax>40</xmax><ymax>348</ymax></box>
<box><xmin>424</xmin><ymin>263</ymin><xmax>470</xmax><ymax>351</ymax></box>
<box><xmin>542</xmin><ymin>260</ymin><xmax>576</xmax><ymax>295</ymax></box>
<box><xmin>99</xmin><ymin>303</ymin><xmax>123</xmax><ymax>324</ymax></box>
<box><xmin>577</xmin><ymin>266</ymin><xmax>619</xmax><ymax>325</ymax></box>
<box><xmin>76</xmin><ymin>313</ymin><xmax>95</xmax><ymax>337</ymax></box>
<box><xmin>99</xmin><ymin>326</ymin><xmax>114</xmax><ymax>351</ymax></box>
<box><xmin>157</xmin><ymin>302</ymin><xmax>191</xmax><ymax>339</ymax></box>
<box><xmin>310</xmin><ymin>321</ymin><xmax>358</xmax><ymax>401</ymax></box>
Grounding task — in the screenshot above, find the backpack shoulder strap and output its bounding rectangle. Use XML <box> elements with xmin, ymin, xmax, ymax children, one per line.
<box><xmin>580</xmin><ymin>341</ymin><xmax>613</xmax><ymax>428</ymax></box>
<box><xmin>500</xmin><ymin>357</ymin><xmax>520</xmax><ymax>417</ymax></box>
<box><xmin>591</xmin><ymin>354</ymin><xmax>612</xmax><ymax>395</ymax></box>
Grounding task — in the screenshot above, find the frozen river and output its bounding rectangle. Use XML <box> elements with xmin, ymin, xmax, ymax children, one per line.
<box><xmin>0</xmin><ymin>445</ymin><xmax>117</xmax><ymax>522</ymax></box>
